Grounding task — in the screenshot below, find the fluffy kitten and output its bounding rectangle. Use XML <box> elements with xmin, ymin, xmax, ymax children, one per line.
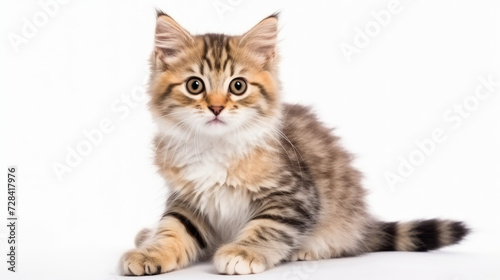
<box><xmin>120</xmin><ymin>11</ymin><xmax>469</xmax><ymax>275</ymax></box>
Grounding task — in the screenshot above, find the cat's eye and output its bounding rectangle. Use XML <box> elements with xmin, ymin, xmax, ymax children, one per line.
<box><xmin>229</xmin><ymin>78</ymin><xmax>247</xmax><ymax>95</ymax></box>
<box><xmin>186</xmin><ymin>77</ymin><xmax>205</xmax><ymax>95</ymax></box>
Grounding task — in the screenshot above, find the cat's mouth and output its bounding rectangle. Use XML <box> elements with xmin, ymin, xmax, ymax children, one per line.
<box><xmin>207</xmin><ymin>117</ymin><xmax>225</xmax><ymax>125</ymax></box>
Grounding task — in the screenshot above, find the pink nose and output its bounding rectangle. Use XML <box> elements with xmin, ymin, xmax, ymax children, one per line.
<box><xmin>209</xmin><ymin>106</ymin><xmax>224</xmax><ymax>116</ymax></box>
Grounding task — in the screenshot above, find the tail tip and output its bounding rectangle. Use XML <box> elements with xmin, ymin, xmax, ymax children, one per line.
<box><xmin>449</xmin><ymin>221</ymin><xmax>471</xmax><ymax>244</ymax></box>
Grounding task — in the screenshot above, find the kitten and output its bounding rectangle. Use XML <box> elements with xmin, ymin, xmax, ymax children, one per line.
<box><xmin>120</xmin><ymin>11</ymin><xmax>469</xmax><ymax>276</ymax></box>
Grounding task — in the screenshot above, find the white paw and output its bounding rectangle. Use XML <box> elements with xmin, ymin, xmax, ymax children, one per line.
<box><xmin>290</xmin><ymin>250</ymin><xmax>315</xmax><ymax>261</ymax></box>
<box><xmin>120</xmin><ymin>247</ymin><xmax>178</xmax><ymax>276</ymax></box>
<box><xmin>214</xmin><ymin>244</ymin><xmax>267</xmax><ymax>275</ymax></box>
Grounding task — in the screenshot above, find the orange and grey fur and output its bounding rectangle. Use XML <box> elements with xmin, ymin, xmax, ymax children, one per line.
<box><xmin>120</xmin><ymin>11</ymin><xmax>469</xmax><ymax>275</ymax></box>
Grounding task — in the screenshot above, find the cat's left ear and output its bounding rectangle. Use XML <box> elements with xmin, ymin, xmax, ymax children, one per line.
<box><xmin>154</xmin><ymin>11</ymin><xmax>194</xmax><ymax>65</ymax></box>
<box><xmin>239</xmin><ymin>14</ymin><xmax>279</xmax><ymax>68</ymax></box>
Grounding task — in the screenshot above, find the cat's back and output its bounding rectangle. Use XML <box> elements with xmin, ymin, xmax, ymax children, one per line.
<box><xmin>281</xmin><ymin>103</ymin><xmax>361</xmax><ymax>188</ymax></box>
<box><xmin>282</xmin><ymin>103</ymin><xmax>338</xmax><ymax>146</ymax></box>
<box><xmin>281</xmin><ymin>103</ymin><xmax>342</xmax><ymax>161</ymax></box>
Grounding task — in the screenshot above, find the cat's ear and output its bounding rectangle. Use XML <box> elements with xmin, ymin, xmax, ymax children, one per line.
<box><xmin>154</xmin><ymin>11</ymin><xmax>194</xmax><ymax>65</ymax></box>
<box><xmin>239</xmin><ymin>14</ymin><xmax>279</xmax><ymax>68</ymax></box>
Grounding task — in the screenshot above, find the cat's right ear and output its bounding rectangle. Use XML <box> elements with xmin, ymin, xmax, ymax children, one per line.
<box><xmin>154</xmin><ymin>11</ymin><xmax>194</xmax><ymax>66</ymax></box>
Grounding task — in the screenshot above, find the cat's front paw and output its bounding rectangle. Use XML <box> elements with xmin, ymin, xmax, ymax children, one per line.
<box><xmin>289</xmin><ymin>249</ymin><xmax>316</xmax><ymax>261</ymax></box>
<box><xmin>120</xmin><ymin>247</ymin><xmax>178</xmax><ymax>276</ymax></box>
<box><xmin>213</xmin><ymin>244</ymin><xmax>268</xmax><ymax>275</ymax></box>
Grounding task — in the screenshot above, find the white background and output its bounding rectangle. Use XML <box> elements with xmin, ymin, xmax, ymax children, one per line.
<box><xmin>1</xmin><ymin>0</ymin><xmax>499</xmax><ymax>279</ymax></box>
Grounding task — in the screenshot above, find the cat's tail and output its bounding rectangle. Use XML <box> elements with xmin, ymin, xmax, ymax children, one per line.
<box><xmin>368</xmin><ymin>219</ymin><xmax>470</xmax><ymax>252</ymax></box>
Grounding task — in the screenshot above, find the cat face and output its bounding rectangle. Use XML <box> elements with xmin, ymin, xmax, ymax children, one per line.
<box><xmin>149</xmin><ymin>12</ymin><xmax>281</xmax><ymax>137</ymax></box>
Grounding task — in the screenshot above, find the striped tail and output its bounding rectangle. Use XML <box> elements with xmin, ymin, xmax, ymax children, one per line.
<box><xmin>373</xmin><ymin>219</ymin><xmax>470</xmax><ymax>252</ymax></box>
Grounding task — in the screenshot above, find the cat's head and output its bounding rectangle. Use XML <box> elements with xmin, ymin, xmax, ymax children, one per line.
<box><xmin>148</xmin><ymin>11</ymin><xmax>281</xmax><ymax>138</ymax></box>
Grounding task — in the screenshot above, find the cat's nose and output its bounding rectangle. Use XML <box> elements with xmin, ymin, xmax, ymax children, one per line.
<box><xmin>208</xmin><ymin>106</ymin><xmax>224</xmax><ymax>116</ymax></box>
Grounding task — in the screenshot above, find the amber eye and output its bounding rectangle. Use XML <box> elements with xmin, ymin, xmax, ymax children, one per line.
<box><xmin>186</xmin><ymin>77</ymin><xmax>205</xmax><ymax>95</ymax></box>
<box><xmin>229</xmin><ymin>78</ymin><xmax>247</xmax><ymax>95</ymax></box>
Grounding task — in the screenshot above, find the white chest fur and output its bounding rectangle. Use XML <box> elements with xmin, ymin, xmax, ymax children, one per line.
<box><xmin>188</xmin><ymin>150</ymin><xmax>254</xmax><ymax>241</ymax></box>
<box><xmin>156</xmin><ymin>117</ymin><xmax>280</xmax><ymax>241</ymax></box>
<box><xmin>200</xmin><ymin>183</ymin><xmax>252</xmax><ymax>241</ymax></box>
<box><xmin>164</xmin><ymin>135</ymin><xmax>254</xmax><ymax>241</ymax></box>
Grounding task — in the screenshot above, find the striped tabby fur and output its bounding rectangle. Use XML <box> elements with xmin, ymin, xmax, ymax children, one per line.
<box><xmin>119</xmin><ymin>11</ymin><xmax>469</xmax><ymax>276</ymax></box>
